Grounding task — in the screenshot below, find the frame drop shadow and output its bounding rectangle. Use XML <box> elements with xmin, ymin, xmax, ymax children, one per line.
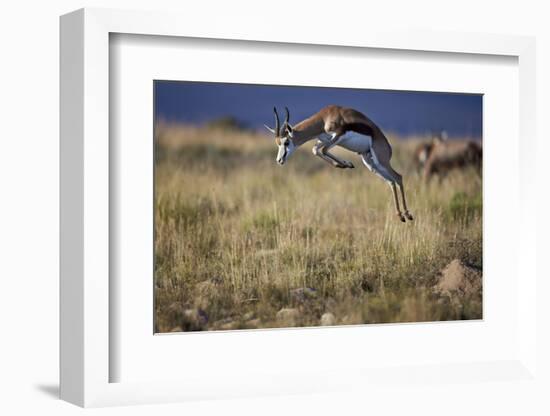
<box><xmin>34</xmin><ymin>384</ymin><xmax>59</xmax><ymax>399</ymax></box>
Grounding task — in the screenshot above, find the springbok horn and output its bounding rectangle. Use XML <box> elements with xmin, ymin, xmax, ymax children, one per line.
<box><xmin>284</xmin><ymin>107</ymin><xmax>290</xmax><ymax>127</ymax></box>
<box><xmin>273</xmin><ymin>107</ymin><xmax>280</xmax><ymax>136</ymax></box>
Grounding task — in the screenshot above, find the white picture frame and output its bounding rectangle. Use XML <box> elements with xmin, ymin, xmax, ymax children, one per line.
<box><xmin>60</xmin><ymin>8</ymin><xmax>538</xmax><ymax>408</ymax></box>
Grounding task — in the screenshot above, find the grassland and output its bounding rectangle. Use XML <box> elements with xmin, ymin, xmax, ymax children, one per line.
<box><xmin>154</xmin><ymin>122</ymin><xmax>482</xmax><ymax>332</ymax></box>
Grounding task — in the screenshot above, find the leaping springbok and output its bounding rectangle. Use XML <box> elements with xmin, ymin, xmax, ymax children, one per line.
<box><xmin>265</xmin><ymin>105</ymin><xmax>413</xmax><ymax>222</ymax></box>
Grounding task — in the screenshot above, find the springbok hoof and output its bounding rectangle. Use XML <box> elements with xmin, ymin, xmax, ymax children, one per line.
<box><xmin>397</xmin><ymin>213</ymin><xmax>406</xmax><ymax>223</ymax></box>
<box><xmin>346</xmin><ymin>161</ymin><xmax>355</xmax><ymax>169</ymax></box>
<box><xmin>404</xmin><ymin>211</ymin><xmax>414</xmax><ymax>221</ymax></box>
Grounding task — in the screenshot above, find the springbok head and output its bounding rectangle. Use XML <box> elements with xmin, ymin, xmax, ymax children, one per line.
<box><xmin>264</xmin><ymin>107</ymin><xmax>296</xmax><ymax>165</ymax></box>
<box><xmin>431</xmin><ymin>130</ymin><xmax>448</xmax><ymax>144</ymax></box>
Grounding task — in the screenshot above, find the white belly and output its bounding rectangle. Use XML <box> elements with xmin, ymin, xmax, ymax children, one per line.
<box><xmin>317</xmin><ymin>131</ymin><xmax>372</xmax><ymax>154</ymax></box>
<box><xmin>338</xmin><ymin>132</ymin><xmax>372</xmax><ymax>153</ymax></box>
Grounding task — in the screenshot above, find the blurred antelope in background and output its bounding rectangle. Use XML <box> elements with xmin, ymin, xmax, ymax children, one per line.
<box><xmin>264</xmin><ymin>105</ymin><xmax>413</xmax><ymax>222</ymax></box>
<box><xmin>415</xmin><ymin>131</ymin><xmax>482</xmax><ymax>181</ymax></box>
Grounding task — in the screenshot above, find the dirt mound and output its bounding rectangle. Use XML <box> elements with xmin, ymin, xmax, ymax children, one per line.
<box><xmin>434</xmin><ymin>259</ymin><xmax>482</xmax><ymax>298</ymax></box>
<box><xmin>276</xmin><ymin>308</ymin><xmax>300</xmax><ymax>326</ymax></box>
<box><xmin>320</xmin><ymin>312</ymin><xmax>336</xmax><ymax>326</ymax></box>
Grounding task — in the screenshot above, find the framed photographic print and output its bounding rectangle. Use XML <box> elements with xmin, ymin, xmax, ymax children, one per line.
<box><xmin>60</xmin><ymin>8</ymin><xmax>539</xmax><ymax>408</ymax></box>
<box><xmin>152</xmin><ymin>81</ymin><xmax>483</xmax><ymax>334</ymax></box>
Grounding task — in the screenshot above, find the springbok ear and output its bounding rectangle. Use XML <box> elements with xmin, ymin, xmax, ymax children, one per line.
<box><xmin>264</xmin><ymin>124</ymin><xmax>276</xmax><ymax>134</ymax></box>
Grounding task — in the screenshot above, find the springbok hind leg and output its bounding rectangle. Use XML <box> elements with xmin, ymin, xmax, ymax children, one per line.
<box><xmin>390</xmin><ymin>182</ymin><xmax>406</xmax><ymax>223</ymax></box>
<box><xmin>383</xmin><ymin>156</ymin><xmax>413</xmax><ymax>221</ymax></box>
<box><xmin>398</xmin><ymin>182</ymin><xmax>414</xmax><ymax>221</ymax></box>
<box><xmin>362</xmin><ymin>151</ymin><xmax>406</xmax><ymax>222</ymax></box>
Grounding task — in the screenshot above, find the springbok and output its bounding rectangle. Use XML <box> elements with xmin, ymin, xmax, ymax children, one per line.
<box><xmin>413</xmin><ymin>141</ymin><xmax>434</xmax><ymax>172</ymax></box>
<box><xmin>264</xmin><ymin>105</ymin><xmax>413</xmax><ymax>222</ymax></box>
<box><xmin>419</xmin><ymin>134</ymin><xmax>482</xmax><ymax>180</ymax></box>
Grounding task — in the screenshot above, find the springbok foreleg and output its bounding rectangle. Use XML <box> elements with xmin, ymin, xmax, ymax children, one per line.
<box><xmin>312</xmin><ymin>137</ymin><xmax>354</xmax><ymax>169</ymax></box>
<box><xmin>312</xmin><ymin>141</ymin><xmax>344</xmax><ymax>167</ymax></box>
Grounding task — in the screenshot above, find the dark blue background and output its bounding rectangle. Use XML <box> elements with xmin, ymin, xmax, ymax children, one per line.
<box><xmin>155</xmin><ymin>81</ymin><xmax>482</xmax><ymax>138</ymax></box>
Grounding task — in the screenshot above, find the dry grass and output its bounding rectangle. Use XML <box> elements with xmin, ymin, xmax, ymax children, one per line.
<box><xmin>154</xmin><ymin>122</ymin><xmax>482</xmax><ymax>332</ymax></box>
